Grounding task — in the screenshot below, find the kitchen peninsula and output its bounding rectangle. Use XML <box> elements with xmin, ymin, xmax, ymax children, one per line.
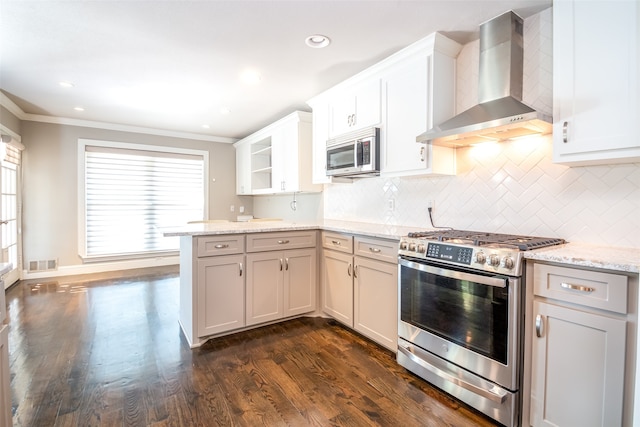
<box><xmin>164</xmin><ymin>220</ymin><xmax>414</xmax><ymax>348</ymax></box>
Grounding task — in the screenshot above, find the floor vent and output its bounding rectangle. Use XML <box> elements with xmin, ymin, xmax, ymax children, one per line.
<box><xmin>28</xmin><ymin>259</ymin><xmax>58</xmax><ymax>272</ymax></box>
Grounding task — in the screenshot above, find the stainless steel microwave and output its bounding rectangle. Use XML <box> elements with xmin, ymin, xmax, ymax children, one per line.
<box><xmin>326</xmin><ymin>127</ymin><xmax>380</xmax><ymax>178</ymax></box>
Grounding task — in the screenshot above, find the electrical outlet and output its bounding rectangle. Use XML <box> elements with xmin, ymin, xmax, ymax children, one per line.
<box><xmin>230</xmin><ymin>205</ymin><xmax>235</xmax><ymax>212</ymax></box>
<box><xmin>239</xmin><ymin>206</ymin><xmax>245</xmax><ymax>213</ymax></box>
<box><xmin>388</xmin><ymin>199</ymin><xmax>395</xmax><ymax>211</ymax></box>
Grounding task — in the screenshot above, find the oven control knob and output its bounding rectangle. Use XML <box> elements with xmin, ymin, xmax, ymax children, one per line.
<box><xmin>400</xmin><ymin>241</ymin><xmax>408</xmax><ymax>250</ymax></box>
<box><xmin>488</xmin><ymin>254</ymin><xmax>500</xmax><ymax>267</ymax></box>
<box><xmin>503</xmin><ymin>256</ymin><xmax>515</xmax><ymax>270</ymax></box>
<box><xmin>417</xmin><ymin>244</ymin><xmax>426</xmax><ymax>254</ymax></box>
<box><xmin>475</xmin><ymin>252</ymin><xmax>486</xmax><ymax>264</ymax></box>
<box><xmin>408</xmin><ymin>242</ymin><xmax>417</xmax><ymax>251</ymax></box>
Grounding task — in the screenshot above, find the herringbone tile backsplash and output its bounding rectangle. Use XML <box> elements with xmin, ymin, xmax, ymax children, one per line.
<box><xmin>323</xmin><ymin>137</ymin><xmax>640</xmax><ymax>248</ymax></box>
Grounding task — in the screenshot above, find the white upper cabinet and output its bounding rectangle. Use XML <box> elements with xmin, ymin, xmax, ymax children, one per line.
<box><xmin>552</xmin><ymin>0</ymin><xmax>640</xmax><ymax>165</ymax></box>
<box><xmin>329</xmin><ymin>79</ymin><xmax>382</xmax><ymax>138</ymax></box>
<box><xmin>307</xmin><ymin>32</ymin><xmax>461</xmax><ymax>181</ymax></box>
<box><xmin>234</xmin><ymin>111</ymin><xmax>321</xmax><ymax>195</ymax></box>
<box><xmin>381</xmin><ymin>34</ymin><xmax>460</xmax><ymax>176</ymax></box>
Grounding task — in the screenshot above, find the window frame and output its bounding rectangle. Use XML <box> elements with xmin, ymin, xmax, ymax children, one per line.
<box><xmin>77</xmin><ymin>138</ymin><xmax>209</xmax><ymax>262</ymax></box>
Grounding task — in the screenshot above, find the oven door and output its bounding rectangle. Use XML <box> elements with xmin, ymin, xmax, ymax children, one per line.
<box><xmin>398</xmin><ymin>257</ymin><xmax>521</xmax><ymax>391</ymax></box>
<box><xmin>326</xmin><ymin>141</ymin><xmax>357</xmax><ymax>176</ymax></box>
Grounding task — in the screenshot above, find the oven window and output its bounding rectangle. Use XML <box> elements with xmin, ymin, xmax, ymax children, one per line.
<box><xmin>400</xmin><ymin>264</ymin><xmax>509</xmax><ymax>364</ymax></box>
<box><xmin>326</xmin><ymin>144</ymin><xmax>355</xmax><ymax>170</ymax></box>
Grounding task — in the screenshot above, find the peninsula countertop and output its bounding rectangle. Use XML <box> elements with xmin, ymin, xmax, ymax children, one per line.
<box><xmin>164</xmin><ymin>220</ymin><xmax>639</xmax><ymax>273</ymax></box>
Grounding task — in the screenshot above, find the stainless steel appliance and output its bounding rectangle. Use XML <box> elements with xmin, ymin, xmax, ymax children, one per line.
<box><xmin>326</xmin><ymin>127</ymin><xmax>380</xmax><ymax>177</ymax></box>
<box><xmin>397</xmin><ymin>230</ymin><xmax>564</xmax><ymax>427</ymax></box>
<box><xmin>416</xmin><ymin>11</ymin><xmax>551</xmax><ymax>147</ymax></box>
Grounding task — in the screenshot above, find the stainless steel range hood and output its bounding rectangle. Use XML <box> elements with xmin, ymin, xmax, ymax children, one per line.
<box><xmin>417</xmin><ymin>11</ymin><xmax>551</xmax><ymax>147</ymax></box>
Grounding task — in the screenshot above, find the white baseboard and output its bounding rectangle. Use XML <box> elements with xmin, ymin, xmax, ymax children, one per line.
<box><xmin>21</xmin><ymin>256</ymin><xmax>179</xmax><ymax>280</ymax></box>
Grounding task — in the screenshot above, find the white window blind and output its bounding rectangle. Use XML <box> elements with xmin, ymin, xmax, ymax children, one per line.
<box><xmin>83</xmin><ymin>144</ymin><xmax>205</xmax><ymax>259</ymax></box>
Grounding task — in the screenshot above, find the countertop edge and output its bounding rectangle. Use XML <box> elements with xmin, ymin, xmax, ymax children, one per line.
<box><xmin>163</xmin><ymin>222</ymin><xmax>639</xmax><ymax>273</ymax></box>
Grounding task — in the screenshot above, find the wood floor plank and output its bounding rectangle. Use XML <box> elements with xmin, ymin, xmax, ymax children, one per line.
<box><xmin>5</xmin><ymin>269</ymin><xmax>500</xmax><ymax>427</ymax></box>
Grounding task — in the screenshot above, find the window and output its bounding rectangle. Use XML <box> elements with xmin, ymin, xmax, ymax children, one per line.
<box><xmin>79</xmin><ymin>140</ymin><xmax>207</xmax><ymax>261</ymax></box>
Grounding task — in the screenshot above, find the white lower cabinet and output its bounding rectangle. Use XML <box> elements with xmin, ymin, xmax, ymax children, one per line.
<box><xmin>0</xmin><ymin>327</ymin><xmax>10</xmax><ymax>427</ymax></box>
<box><xmin>353</xmin><ymin>256</ymin><xmax>398</xmax><ymax>351</ymax></box>
<box><xmin>321</xmin><ymin>232</ymin><xmax>398</xmax><ymax>351</ymax></box>
<box><xmin>246</xmin><ymin>248</ymin><xmax>317</xmax><ymax>326</ymax></box>
<box><xmin>528</xmin><ymin>263</ymin><xmax>632</xmax><ymax>427</ymax></box>
<box><xmin>246</xmin><ymin>231</ymin><xmax>317</xmax><ymax>327</ymax></box>
<box><xmin>530</xmin><ymin>301</ymin><xmax>626</xmax><ymax>427</ymax></box>
<box><xmin>197</xmin><ymin>254</ymin><xmax>245</xmax><ymax>337</ymax></box>
<box><xmin>180</xmin><ymin>231</ymin><xmax>317</xmax><ymax>347</ymax></box>
<box><xmin>322</xmin><ymin>248</ymin><xmax>354</xmax><ymax>327</ymax></box>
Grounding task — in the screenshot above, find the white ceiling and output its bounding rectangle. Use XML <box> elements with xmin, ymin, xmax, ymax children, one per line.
<box><xmin>0</xmin><ymin>0</ymin><xmax>551</xmax><ymax>142</ymax></box>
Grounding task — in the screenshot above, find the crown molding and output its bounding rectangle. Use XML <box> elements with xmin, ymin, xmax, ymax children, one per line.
<box><xmin>0</xmin><ymin>92</ymin><xmax>237</xmax><ymax>144</ymax></box>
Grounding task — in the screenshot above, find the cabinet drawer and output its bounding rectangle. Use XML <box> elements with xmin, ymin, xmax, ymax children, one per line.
<box><xmin>354</xmin><ymin>236</ymin><xmax>398</xmax><ymax>263</ymax></box>
<box><xmin>197</xmin><ymin>235</ymin><xmax>245</xmax><ymax>257</ymax></box>
<box><xmin>533</xmin><ymin>263</ymin><xmax>628</xmax><ymax>314</ymax></box>
<box><xmin>322</xmin><ymin>232</ymin><xmax>353</xmax><ymax>254</ymax></box>
<box><xmin>247</xmin><ymin>231</ymin><xmax>317</xmax><ymax>252</ymax></box>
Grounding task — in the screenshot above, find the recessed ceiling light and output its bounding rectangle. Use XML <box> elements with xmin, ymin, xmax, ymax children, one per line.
<box><xmin>74</xmin><ymin>106</ymin><xmax>85</xmax><ymax>112</ymax></box>
<box><xmin>59</xmin><ymin>81</ymin><xmax>74</xmax><ymax>88</ymax></box>
<box><xmin>305</xmin><ymin>34</ymin><xmax>331</xmax><ymax>48</ymax></box>
<box><xmin>240</xmin><ymin>69</ymin><xmax>261</xmax><ymax>85</ymax></box>
<box><xmin>201</xmin><ymin>124</ymin><xmax>210</xmax><ymax>129</ymax></box>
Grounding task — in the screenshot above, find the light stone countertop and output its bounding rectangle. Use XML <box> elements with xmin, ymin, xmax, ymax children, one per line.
<box><xmin>163</xmin><ymin>220</ymin><xmax>639</xmax><ymax>273</ymax></box>
<box><xmin>0</xmin><ymin>263</ymin><xmax>12</xmax><ymax>277</ymax></box>
<box><xmin>162</xmin><ymin>219</ymin><xmax>417</xmax><ymax>241</ymax></box>
<box><xmin>523</xmin><ymin>242</ymin><xmax>640</xmax><ymax>274</ymax></box>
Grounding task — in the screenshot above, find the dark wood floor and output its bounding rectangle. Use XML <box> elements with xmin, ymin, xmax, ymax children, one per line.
<box><xmin>5</xmin><ymin>269</ymin><xmax>499</xmax><ymax>426</ymax></box>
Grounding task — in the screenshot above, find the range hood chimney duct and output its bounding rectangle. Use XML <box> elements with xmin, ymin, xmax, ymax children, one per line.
<box><xmin>417</xmin><ymin>11</ymin><xmax>551</xmax><ymax>147</ymax></box>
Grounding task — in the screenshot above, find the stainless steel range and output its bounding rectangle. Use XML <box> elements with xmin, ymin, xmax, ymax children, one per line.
<box><xmin>397</xmin><ymin>229</ymin><xmax>565</xmax><ymax>427</ymax></box>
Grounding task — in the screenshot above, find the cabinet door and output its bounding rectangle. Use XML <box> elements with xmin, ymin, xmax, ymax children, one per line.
<box><xmin>246</xmin><ymin>252</ymin><xmax>283</xmax><ymax>326</ymax></box>
<box><xmin>309</xmin><ymin>100</ymin><xmax>332</xmax><ymax>184</ymax></box>
<box><xmin>553</xmin><ymin>0</ymin><xmax>640</xmax><ymax>164</ymax></box>
<box><xmin>0</xmin><ymin>326</ymin><xmax>10</xmax><ymax>427</ymax></box>
<box><xmin>235</xmin><ymin>141</ymin><xmax>251</xmax><ymax>195</ymax></box>
<box><xmin>382</xmin><ymin>53</ymin><xmax>430</xmax><ymax>174</ymax></box>
<box><xmin>329</xmin><ymin>79</ymin><xmax>381</xmax><ymax>137</ymax></box>
<box><xmin>530</xmin><ymin>301</ymin><xmax>626</xmax><ymax>427</ymax></box>
<box><xmin>283</xmin><ymin>248</ymin><xmax>317</xmax><ymax>317</ymax></box>
<box><xmin>354</xmin><ymin>256</ymin><xmax>398</xmax><ymax>351</ymax></box>
<box><xmin>321</xmin><ymin>249</ymin><xmax>354</xmax><ymax>327</ymax></box>
<box><xmin>196</xmin><ymin>254</ymin><xmax>245</xmax><ymax>337</ymax></box>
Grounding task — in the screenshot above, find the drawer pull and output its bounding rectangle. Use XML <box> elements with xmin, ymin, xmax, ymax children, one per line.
<box><xmin>535</xmin><ymin>314</ymin><xmax>544</xmax><ymax>338</ymax></box>
<box><xmin>214</xmin><ymin>244</ymin><xmax>229</xmax><ymax>249</ymax></box>
<box><xmin>239</xmin><ymin>263</ymin><xmax>243</xmax><ymax>277</ymax></box>
<box><xmin>331</xmin><ymin>240</ymin><xmax>341</xmax><ymax>245</ymax></box>
<box><xmin>285</xmin><ymin>258</ymin><xmax>289</xmax><ymax>271</ymax></box>
<box><xmin>277</xmin><ymin>240</ymin><xmax>290</xmax><ymax>245</ymax></box>
<box><xmin>347</xmin><ymin>263</ymin><xmax>352</xmax><ymax>277</ymax></box>
<box><xmin>369</xmin><ymin>247</ymin><xmax>381</xmax><ymax>253</ymax></box>
<box><xmin>561</xmin><ymin>282</ymin><xmax>595</xmax><ymax>293</ymax></box>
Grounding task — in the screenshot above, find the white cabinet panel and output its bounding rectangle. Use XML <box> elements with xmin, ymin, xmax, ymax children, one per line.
<box><xmin>530</xmin><ymin>300</ymin><xmax>626</xmax><ymax>427</ymax></box>
<box><xmin>197</xmin><ymin>254</ymin><xmax>245</xmax><ymax>337</ymax></box>
<box><xmin>553</xmin><ymin>0</ymin><xmax>640</xmax><ymax>165</ymax></box>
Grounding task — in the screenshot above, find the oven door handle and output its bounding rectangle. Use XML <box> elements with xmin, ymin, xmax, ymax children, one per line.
<box><xmin>399</xmin><ymin>257</ymin><xmax>507</xmax><ymax>288</ymax></box>
<box><xmin>398</xmin><ymin>344</ymin><xmax>508</xmax><ymax>404</ymax></box>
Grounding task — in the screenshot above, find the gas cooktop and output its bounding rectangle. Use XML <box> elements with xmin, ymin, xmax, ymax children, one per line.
<box><xmin>399</xmin><ymin>229</ymin><xmax>565</xmax><ymax>276</ymax></box>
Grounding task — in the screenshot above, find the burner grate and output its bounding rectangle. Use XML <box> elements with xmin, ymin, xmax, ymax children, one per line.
<box><xmin>406</xmin><ymin>230</ymin><xmax>565</xmax><ymax>251</ymax></box>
